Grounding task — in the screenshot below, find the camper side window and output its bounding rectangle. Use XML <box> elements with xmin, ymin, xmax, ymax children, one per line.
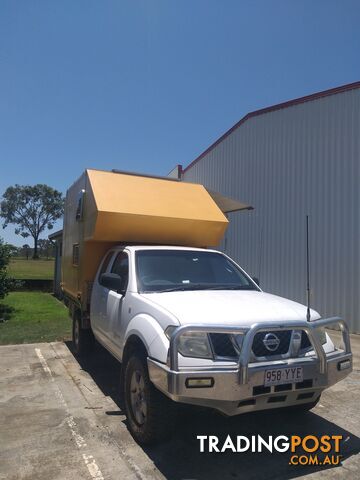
<box><xmin>72</xmin><ymin>244</ymin><xmax>79</xmax><ymax>266</ymax></box>
<box><xmin>75</xmin><ymin>189</ymin><xmax>85</xmax><ymax>221</ymax></box>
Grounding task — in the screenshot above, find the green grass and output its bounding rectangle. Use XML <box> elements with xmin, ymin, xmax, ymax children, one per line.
<box><xmin>0</xmin><ymin>292</ymin><xmax>71</xmax><ymax>345</ymax></box>
<box><xmin>8</xmin><ymin>258</ymin><xmax>55</xmax><ymax>280</ymax></box>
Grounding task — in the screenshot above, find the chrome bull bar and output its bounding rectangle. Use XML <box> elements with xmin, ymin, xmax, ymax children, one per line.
<box><xmin>169</xmin><ymin>317</ymin><xmax>351</xmax><ymax>383</ymax></box>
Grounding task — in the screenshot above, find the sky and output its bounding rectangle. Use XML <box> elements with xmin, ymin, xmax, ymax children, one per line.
<box><xmin>0</xmin><ymin>0</ymin><xmax>359</xmax><ymax>246</ymax></box>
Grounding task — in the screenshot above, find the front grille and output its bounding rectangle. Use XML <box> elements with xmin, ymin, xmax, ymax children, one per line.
<box><xmin>252</xmin><ymin>330</ymin><xmax>292</xmax><ymax>357</ymax></box>
<box><xmin>209</xmin><ymin>333</ymin><xmax>237</xmax><ymax>357</ymax></box>
<box><xmin>210</xmin><ymin>329</ymin><xmax>313</xmax><ymax>359</ymax></box>
<box><xmin>297</xmin><ymin>392</ymin><xmax>314</xmax><ymax>400</ymax></box>
<box><xmin>268</xmin><ymin>395</ymin><xmax>287</xmax><ymax>403</ymax></box>
<box><xmin>295</xmin><ymin>379</ymin><xmax>313</xmax><ymax>389</ymax></box>
<box><xmin>253</xmin><ymin>385</ymin><xmax>271</xmax><ymax>396</ymax></box>
<box><xmin>274</xmin><ymin>383</ymin><xmax>292</xmax><ymax>392</ymax></box>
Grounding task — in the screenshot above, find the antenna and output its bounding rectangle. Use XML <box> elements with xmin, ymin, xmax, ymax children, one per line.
<box><xmin>306</xmin><ymin>215</ymin><xmax>311</xmax><ymax>322</ymax></box>
<box><xmin>258</xmin><ymin>220</ymin><xmax>264</xmax><ymax>285</ymax></box>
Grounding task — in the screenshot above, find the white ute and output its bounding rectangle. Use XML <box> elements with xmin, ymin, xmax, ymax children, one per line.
<box><xmin>62</xmin><ymin>170</ymin><xmax>352</xmax><ymax>444</ymax></box>
<box><xmin>79</xmin><ymin>245</ymin><xmax>351</xmax><ymax>444</ymax></box>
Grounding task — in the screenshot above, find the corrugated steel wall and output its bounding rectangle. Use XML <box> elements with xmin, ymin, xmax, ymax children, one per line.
<box><xmin>183</xmin><ymin>88</ymin><xmax>360</xmax><ymax>333</ymax></box>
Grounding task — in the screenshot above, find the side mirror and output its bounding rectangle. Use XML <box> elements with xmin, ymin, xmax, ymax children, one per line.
<box><xmin>100</xmin><ymin>273</ymin><xmax>123</xmax><ymax>293</ymax></box>
<box><xmin>252</xmin><ymin>277</ymin><xmax>260</xmax><ymax>287</ymax></box>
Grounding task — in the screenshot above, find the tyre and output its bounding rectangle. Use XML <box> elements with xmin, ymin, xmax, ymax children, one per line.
<box><xmin>124</xmin><ymin>352</ymin><xmax>175</xmax><ymax>445</ymax></box>
<box><xmin>72</xmin><ymin>313</ymin><xmax>93</xmax><ymax>356</ymax></box>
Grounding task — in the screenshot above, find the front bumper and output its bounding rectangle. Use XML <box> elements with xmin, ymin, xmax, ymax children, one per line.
<box><xmin>148</xmin><ymin>317</ymin><xmax>352</xmax><ymax>416</ymax></box>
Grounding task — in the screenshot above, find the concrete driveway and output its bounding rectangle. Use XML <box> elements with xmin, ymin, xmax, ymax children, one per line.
<box><xmin>1</xmin><ymin>333</ymin><xmax>359</xmax><ymax>480</ymax></box>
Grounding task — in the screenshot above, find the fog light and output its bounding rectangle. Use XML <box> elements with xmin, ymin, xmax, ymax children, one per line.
<box><xmin>185</xmin><ymin>377</ymin><xmax>214</xmax><ymax>388</ymax></box>
<box><xmin>338</xmin><ymin>359</ymin><xmax>351</xmax><ymax>371</ymax></box>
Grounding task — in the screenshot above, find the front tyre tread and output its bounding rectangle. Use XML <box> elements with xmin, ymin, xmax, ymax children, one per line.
<box><xmin>124</xmin><ymin>353</ymin><xmax>175</xmax><ymax>445</ymax></box>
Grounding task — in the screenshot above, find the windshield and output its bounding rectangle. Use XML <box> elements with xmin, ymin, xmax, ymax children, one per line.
<box><xmin>135</xmin><ymin>250</ymin><xmax>259</xmax><ymax>293</ymax></box>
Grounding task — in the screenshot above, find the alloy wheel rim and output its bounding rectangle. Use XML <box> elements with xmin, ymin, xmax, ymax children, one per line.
<box><xmin>130</xmin><ymin>369</ymin><xmax>147</xmax><ymax>425</ymax></box>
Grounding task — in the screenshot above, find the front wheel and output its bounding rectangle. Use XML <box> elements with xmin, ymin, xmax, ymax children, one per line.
<box><xmin>124</xmin><ymin>353</ymin><xmax>175</xmax><ymax>445</ymax></box>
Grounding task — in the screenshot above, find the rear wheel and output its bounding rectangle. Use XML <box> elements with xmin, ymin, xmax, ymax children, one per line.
<box><xmin>124</xmin><ymin>352</ymin><xmax>175</xmax><ymax>445</ymax></box>
<box><xmin>72</xmin><ymin>313</ymin><xmax>93</xmax><ymax>356</ymax></box>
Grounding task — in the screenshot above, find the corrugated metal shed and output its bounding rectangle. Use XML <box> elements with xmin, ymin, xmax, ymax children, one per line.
<box><xmin>182</xmin><ymin>82</ymin><xmax>360</xmax><ymax>333</ymax></box>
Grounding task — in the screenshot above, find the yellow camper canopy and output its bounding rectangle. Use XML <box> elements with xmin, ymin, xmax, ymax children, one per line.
<box><xmin>78</xmin><ymin>169</ymin><xmax>249</xmax><ymax>247</ymax></box>
<box><xmin>61</xmin><ymin>169</ymin><xmax>252</xmax><ymax>305</ymax></box>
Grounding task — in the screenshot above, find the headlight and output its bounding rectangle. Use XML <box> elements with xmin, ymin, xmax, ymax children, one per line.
<box><xmin>164</xmin><ymin>326</ymin><xmax>213</xmax><ymax>359</ymax></box>
<box><xmin>178</xmin><ymin>332</ymin><xmax>213</xmax><ymax>359</ymax></box>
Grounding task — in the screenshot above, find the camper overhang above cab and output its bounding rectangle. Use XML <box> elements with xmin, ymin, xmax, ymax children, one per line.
<box><xmin>71</xmin><ymin>169</ymin><xmax>252</xmax><ymax>248</ymax></box>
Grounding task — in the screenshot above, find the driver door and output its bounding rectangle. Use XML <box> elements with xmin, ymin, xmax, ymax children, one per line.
<box><xmin>91</xmin><ymin>250</ymin><xmax>115</xmax><ymax>340</ymax></box>
<box><xmin>107</xmin><ymin>250</ymin><xmax>130</xmax><ymax>349</ymax></box>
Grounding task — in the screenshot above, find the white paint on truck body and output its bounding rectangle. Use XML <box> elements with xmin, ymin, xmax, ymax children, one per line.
<box><xmin>90</xmin><ymin>245</ymin><xmax>323</xmax><ymax>366</ymax></box>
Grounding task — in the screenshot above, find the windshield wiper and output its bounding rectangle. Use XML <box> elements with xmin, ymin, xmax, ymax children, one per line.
<box><xmin>205</xmin><ymin>285</ymin><xmax>257</xmax><ymax>291</ymax></box>
<box><xmin>144</xmin><ymin>284</ymin><xmax>258</xmax><ymax>293</ymax></box>
<box><xmin>154</xmin><ymin>284</ymin><xmax>210</xmax><ymax>293</ymax></box>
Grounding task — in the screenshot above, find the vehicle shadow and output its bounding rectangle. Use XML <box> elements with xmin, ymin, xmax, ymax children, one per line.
<box><xmin>67</xmin><ymin>341</ymin><xmax>360</xmax><ymax>480</ymax></box>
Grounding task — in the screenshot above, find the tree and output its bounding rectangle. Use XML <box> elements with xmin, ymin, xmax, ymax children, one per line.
<box><xmin>21</xmin><ymin>244</ymin><xmax>31</xmax><ymax>260</ymax></box>
<box><xmin>0</xmin><ymin>238</ymin><xmax>11</xmax><ymax>300</ymax></box>
<box><xmin>38</xmin><ymin>239</ymin><xmax>54</xmax><ymax>259</ymax></box>
<box><xmin>6</xmin><ymin>244</ymin><xmax>20</xmax><ymax>257</ymax></box>
<box><xmin>1</xmin><ymin>184</ymin><xmax>64</xmax><ymax>259</ymax></box>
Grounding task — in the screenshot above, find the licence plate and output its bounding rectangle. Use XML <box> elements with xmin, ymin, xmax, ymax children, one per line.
<box><xmin>264</xmin><ymin>367</ymin><xmax>303</xmax><ymax>386</ymax></box>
